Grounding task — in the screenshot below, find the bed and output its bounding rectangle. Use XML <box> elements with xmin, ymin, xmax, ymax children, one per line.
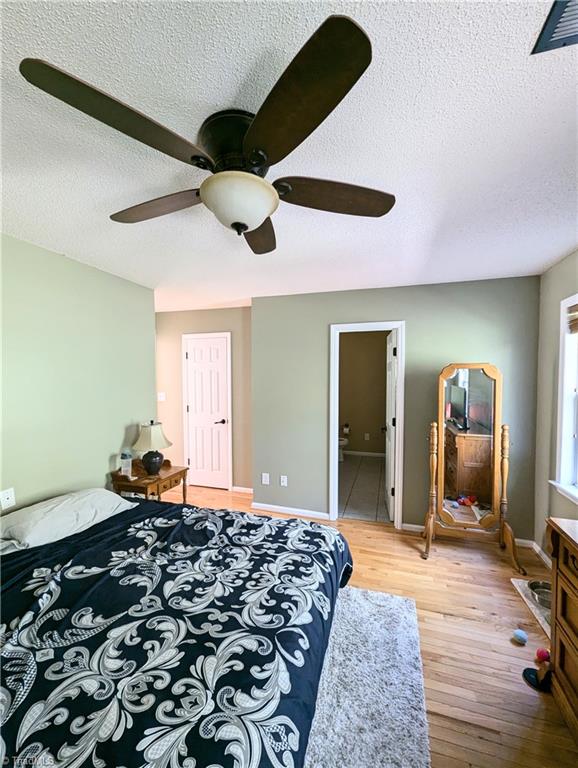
<box><xmin>0</xmin><ymin>498</ymin><xmax>352</xmax><ymax>768</ymax></box>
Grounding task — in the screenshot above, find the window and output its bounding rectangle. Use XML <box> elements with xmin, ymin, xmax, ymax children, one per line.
<box><xmin>553</xmin><ymin>293</ymin><xmax>578</xmax><ymax>504</ymax></box>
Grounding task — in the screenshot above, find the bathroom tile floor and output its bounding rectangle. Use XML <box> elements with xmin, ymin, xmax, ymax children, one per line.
<box><xmin>338</xmin><ymin>454</ymin><xmax>391</xmax><ymax>522</ymax></box>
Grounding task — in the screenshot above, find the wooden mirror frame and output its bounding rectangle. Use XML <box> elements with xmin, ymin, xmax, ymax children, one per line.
<box><xmin>436</xmin><ymin>362</ymin><xmax>502</xmax><ymax>530</ymax></box>
<box><xmin>422</xmin><ymin>362</ymin><xmax>525</xmax><ymax>574</ymax></box>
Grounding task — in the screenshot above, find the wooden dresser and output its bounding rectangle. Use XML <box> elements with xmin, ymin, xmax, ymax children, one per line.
<box><xmin>444</xmin><ymin>422</ymin><xmax>492</xmax><ymax>503</ymax></box>
<box><xmin>548</xmin><ymin>517</ymin><xmax>578</xmax><ymax>742</ymax></box>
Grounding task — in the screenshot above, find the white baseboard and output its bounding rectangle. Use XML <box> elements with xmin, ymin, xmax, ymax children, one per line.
<box><xmin>343</xmin><ymin>450</ymin><xmax>386</xmax><ymax>458</ymax></box>
<box><xmin>532</xmin><ymin>541</ymin><xmax>552</xmax><ymax>569</ymax></box>
<box><xmin>514</xmin><ymin>539</ymin><xmax>552</xmax><ymax>569</ymax></box>
<box><xmin>232</xmin><ymin>486</ymin><xmax>253</xmax><ymax>494</ymax></box>
<box><xmin>251</xmin><ymin>502</ymin><xmax>329</xmax><ymax>521</ymax></box>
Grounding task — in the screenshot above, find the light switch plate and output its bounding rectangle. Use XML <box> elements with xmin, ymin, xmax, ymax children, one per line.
<box><xmin>261</xmin><ymin>473</ymin><xmax>270</xmax><ymax>486</ymax></box>
<box><xmin>280</xmin><ymin>475</ymin><xmax>288</xmax><ymax>487</ymax></box>
<box><xmin>157</xmin><ymin>391</ymin><xmax>166</xmax><ymax>402</ymax></box>
<box><xmin>0</xmin><ymin>488</ymin><xmax>16</xmax><ymax>511</ymax></box>
<box><xmin>364</xmin><ymin>433</ymin><xmax>370</xmax><ymax>441</ymax></box>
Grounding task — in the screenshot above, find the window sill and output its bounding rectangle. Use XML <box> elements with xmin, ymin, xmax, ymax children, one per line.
<box><xmin>549</xmin><ymin>480</ymin><xmax>578</xmax><ymax>506</ymax></box>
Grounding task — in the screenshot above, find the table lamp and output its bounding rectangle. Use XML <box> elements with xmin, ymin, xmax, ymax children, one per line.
<box><xmin>133</xmin><ymin>420</ymin><xmax>172</xmax><ymax>475</ymax></box>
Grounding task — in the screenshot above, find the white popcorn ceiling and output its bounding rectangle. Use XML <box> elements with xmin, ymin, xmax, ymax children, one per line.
<box><xmin>1</xmin><ymin>1</ymin><xmax>576</xmax><ymax>311</ymax></box>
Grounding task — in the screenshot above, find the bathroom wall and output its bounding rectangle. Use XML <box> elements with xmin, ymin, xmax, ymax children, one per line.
<box><xmin>339</xmin><ymin>331</ymin><xmax>388</xmax><ymax>453</ymax></box>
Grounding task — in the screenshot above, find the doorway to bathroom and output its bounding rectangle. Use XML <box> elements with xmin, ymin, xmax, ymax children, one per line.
<box><xmin>329</xmin><ymin>322</ymin><xmax>405</xmax><ymax>527</ymax></box>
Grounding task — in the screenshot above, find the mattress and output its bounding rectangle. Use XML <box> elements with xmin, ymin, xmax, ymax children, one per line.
<box><xmin>0</xmin><ymin>500</ymin><xmax>352</xmax><ymax>768</ymax></box>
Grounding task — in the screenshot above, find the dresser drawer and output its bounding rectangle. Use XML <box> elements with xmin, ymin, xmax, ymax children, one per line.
<box><xmin>553</xmin><ymin>622</ymin><xmax>578</xmax><ymax>720</ymax></box>
<box><xmin>560</xmin><ymin>536</ymin><xmax>578</xmax><ymax>586</ymax></box>
<box><xmin>158</xmin><ymin>479</ymin><xmax>171</xmax><ymax>493</ymax></box>
<box><xmin>548</xmin><ymin>519</ymin><xmax>578</xmax><ymax>743</ymax></box>
<box><xmin>556</xmin><ymin>572</ymin><xmax>578</xmax><ymax>649</ymax></box>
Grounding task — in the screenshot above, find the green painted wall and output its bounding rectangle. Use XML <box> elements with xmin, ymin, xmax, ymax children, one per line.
<box><xmin>252</xmin><ymin>277</ymin><xmax>540</xmax><ymax>537</ymax></box>
<box><xmin>1</xmin><ymin>235</ymin><xmax>156</xmax><ymax>507</ymax></box>
<box><xmin>534</xmin><ymin>249</ymin><xmax>578</xmax><ymax>549</ymax></box>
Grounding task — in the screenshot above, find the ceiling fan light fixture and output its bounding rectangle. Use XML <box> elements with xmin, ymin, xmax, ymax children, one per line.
<box><xmin>200</xmin><ymin>171</ymin><xmax>279</xmax><ymax>233</ymax></box>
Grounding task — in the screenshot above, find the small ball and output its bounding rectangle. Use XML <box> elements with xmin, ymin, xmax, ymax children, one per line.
<box><xmin>536</xmin><ymin>647</ymin><xmax>550</xmax><ymax>663</ymax></box>
<box><xmin>512</xmin><ymin>629</ymin><xmax>528</xmax><ymax>645</ymax></box>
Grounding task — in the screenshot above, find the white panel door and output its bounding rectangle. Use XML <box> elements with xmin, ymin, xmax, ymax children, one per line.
<box><xmin>183</xmin><ymin>334</ymin><xmax>231</xmax><ymax>489</ymax></box>
<box><xmin>384</xmin><ymin>330</ymin><xmax>398</xmax><ymax>516</ymax></box>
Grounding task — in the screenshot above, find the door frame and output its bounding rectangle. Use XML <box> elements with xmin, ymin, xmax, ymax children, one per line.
<box><xmin>182</xmin><ymin>332</ymin><xmax>233</xmax><ymax>491</ymax></box>
<box><xmin>329</xmin><ymin>321</ymin><xmax>405</xmax><ymax>527</ymax></box>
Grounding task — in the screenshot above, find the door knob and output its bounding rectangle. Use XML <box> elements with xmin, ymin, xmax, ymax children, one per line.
<box><xmin>214</xmin><ymin>419</ymin><xmax>226</xmax><ymax>424</ymax></box>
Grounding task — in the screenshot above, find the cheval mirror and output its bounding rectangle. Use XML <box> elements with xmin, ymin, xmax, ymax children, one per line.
<box><xmin>422</xmin><ymin>363</ymin><xmax>525</xmax><ymax>574</ymax></box>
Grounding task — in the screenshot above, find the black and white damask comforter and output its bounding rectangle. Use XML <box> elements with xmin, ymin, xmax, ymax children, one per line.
<box><xmin>0</xmin><ymin>501</ymin><xmax>352</xmax><ymax>768</ymax></box>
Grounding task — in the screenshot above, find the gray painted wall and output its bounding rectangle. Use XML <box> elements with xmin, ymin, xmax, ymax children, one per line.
<box><xmin>2</xmin><ymin>234</ymin><xmax>156</xmax><ymax>507</ymax></box>
<box><xmin>155</xmin><ymin>307</ymin><xmax>252</xmax><ymax>488</ymax></box>
<box><xmin>534</xmin><ymin>249</ymin><xmax>578</xmax><ymax>549</ymax></box>
<box><xmin>252</xmin><ymin>277</ymin><xmax>540</xmax><ymax>537</ymax></box>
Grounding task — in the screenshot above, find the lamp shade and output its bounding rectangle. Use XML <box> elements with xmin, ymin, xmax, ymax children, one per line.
<box><xmin>132</xmin><ymin>421</ymin><xmax>172</xmax><ymax>452</ymax></box>
<box><xmin>200</xmin><ymin>171</ymin><xmax>279</xmax><ymax>233</ymax></box>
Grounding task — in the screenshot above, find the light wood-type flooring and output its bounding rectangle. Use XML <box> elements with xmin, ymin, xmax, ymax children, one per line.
<box><xmin>164</xmin><ymin>485</ymin><xmax>578</xmax><ymax>767</ymax></box>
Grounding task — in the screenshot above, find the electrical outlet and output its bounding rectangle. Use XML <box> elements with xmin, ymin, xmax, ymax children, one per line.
<box><xmin>157</xmin><ymin>391</ymin><xmax>166</xmax><ymax>402</ymax></box>
<box><xmin>280</xmin><ymin>475</ymin><xmax>288</xmax><ymax>487</ymax></box>
<box><xmin>0</xmin><ymin>488</ymin><xmax>16</xmax><ymax>511</ymax></box>
<box><xmin>261</xmin><ymin>472</ymin><xmax>270</xmax><ymax>486</ymax></box>
<box><xmin>364</xmin><ymin>432</ymin><xmax>370</xmax><ymax>441</ymax></box>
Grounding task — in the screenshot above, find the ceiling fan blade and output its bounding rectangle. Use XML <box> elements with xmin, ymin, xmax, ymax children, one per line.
<box><xmin>244</xmin><ymin>218</ymin><xmax>276</xmax><ymax>254</ymax></box>
<box><xmin>243</xmin><ymin>16</ymin><xmax>371</xmax><ymax>167</ymax></box>
<box><xmin>110</xmin><ymin>189</ymin><xmax>201</xmax><ymax>223</ymax></box>
<box><xmin>19</xmin><ymin>59</ymin><xmax>213</xmax><ymax>169</ymax></box>
<box><xmin>274</xmin><ymin>177</ymin><xmax>395</xmax><ymax>217</ymax></box>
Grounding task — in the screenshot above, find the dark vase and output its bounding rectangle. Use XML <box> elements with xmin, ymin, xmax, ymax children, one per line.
<box><xmin>142</xmin><ymin>450</ymin><xmax>163</xmax><ymax>476</ymax></box>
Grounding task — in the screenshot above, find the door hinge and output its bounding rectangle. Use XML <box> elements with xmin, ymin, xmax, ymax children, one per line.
<box><xmin>393</xmin><ymin>346</ymin><xmax>397</xmax><ymax>357</ymax></box>
<box><xmin>391</xmin><ymin>487</ymin><xmax>395</xmax><ymax>497</ymax></box>
<box><xmin>392</xmin><ymin>417</ymin><xmax>396</xmax><ymax>427</ymax></box>
<box><xmin>185</xmin><ymin>351</ymin><xmax>188</xmax><ymax>360</ymax></box>
<box><xmin>187</xmin><ymin>458</ymin><xmax>190</xmax><ymax>467</ymax></box>
<box><xmin>186</xmin><ymin>404</ymin><xmax>189</xmax><ymax>413</ymax></box>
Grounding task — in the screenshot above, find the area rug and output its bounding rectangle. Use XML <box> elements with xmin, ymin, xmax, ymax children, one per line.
<box><xmin>305</xmin><ymin>586</ymin><xmax>430</xmax><ymax>768</ymax></box>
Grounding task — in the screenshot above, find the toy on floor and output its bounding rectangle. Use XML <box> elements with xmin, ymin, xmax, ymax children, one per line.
<box><xmin>523</xmin><ymin>661</ymin><xmax>552</xmax><ymax>692</ymax></box>
<box><xmin>457</xmin><ymin>494</ymin><xmax>477</xmax><ymax>506</ymax></box>
<box><xmin>535</xmin><ymin>647</ymin><xmax>550</xmax><ymax>663</ymax></box>
<box><xmin>512</xmin><ymin>628</ymin><xmax>528</xmax><ymax>645</ymax></box>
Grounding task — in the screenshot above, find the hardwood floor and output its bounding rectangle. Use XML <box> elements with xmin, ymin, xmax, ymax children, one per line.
<box><xmin>164</xmin><ymin>485</ymin><xmax>578</xmax><ymax>767</ymax></box>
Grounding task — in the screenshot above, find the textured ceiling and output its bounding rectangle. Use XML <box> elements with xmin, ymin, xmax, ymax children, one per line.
<box><xmin>2</xmin><ymin>1</ymin><xmax>577</xmax><ymax>311</ymax></box>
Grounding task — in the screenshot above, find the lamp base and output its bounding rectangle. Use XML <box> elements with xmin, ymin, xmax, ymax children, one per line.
<box><xmin>142</xmin><ymin>451</ymin><xmax>164</xmax><ymax>476</ymax></box>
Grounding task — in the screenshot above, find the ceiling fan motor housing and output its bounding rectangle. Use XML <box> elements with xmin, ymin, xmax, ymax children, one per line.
<box><xmin>197</xmin><ymin>109</ymin><xmax>269</xmax><ymax>176</ymax></box>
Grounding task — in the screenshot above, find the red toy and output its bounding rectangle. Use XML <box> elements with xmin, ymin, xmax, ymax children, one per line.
<box><xmin>535</xmin><ymin>647</ymin><xmax>550</xmax><ymax>663</ymax></box>
<box><xmin>457</xmin><ymin>495</ymin><xmax>477</xmax><ymax>506</ymax></box>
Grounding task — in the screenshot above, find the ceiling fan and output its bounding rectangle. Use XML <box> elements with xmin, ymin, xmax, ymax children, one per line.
<box><xmin>19</xmin><ymin>15</ymin><xmax>395</xmax><ymax>254</ymax></box>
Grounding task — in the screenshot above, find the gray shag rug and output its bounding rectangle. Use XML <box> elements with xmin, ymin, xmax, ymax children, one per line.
<box><xmin>305</xmin><ymin>586</ymin><xmax>430</xmax><ymax>768</ymax></box>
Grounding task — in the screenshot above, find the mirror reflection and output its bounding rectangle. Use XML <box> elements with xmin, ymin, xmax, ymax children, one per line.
<box><xmin>441</xmin><ymin>368</ymin><xmax>495</xmax><ymax>527</ymax></box>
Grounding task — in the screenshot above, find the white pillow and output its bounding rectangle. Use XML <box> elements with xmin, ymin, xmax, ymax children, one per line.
<box><xmin>0</xmin><ymin>489</ymin><xmax>137</xmax><ymax>549</ymax></box>
<box><xmin>0</xmin><ymin>537</ymin><xmax>28</xmax><ymax>555</ymax></box>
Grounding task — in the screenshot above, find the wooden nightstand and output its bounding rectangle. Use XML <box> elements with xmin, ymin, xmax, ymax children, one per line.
<box><xmin>111</xmin><ymin>459</ymin><xmax>188</xmax><ymax>503</ymax></box>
